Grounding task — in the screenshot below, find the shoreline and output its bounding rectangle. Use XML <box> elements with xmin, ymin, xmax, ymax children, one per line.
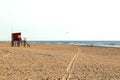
<box><xmin>1</xmin><ymin>41</ymin><xmax>120</xmax><ymax>49</ymax></box>
<box><xmin>1</xmin><ymin>41</ymin><xmax>120</xmax><ymax>48</ymax></box>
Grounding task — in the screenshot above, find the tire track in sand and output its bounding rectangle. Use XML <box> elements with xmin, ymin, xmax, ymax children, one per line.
<box><xmin>62</xmin><ymin>47</ymin><xmax>80</xmax><ymax>80</ymax></box>
<box><xmin>0</xmin><ymin>48</ymin><xmax>14</xmax><ymax>58</ymax></box>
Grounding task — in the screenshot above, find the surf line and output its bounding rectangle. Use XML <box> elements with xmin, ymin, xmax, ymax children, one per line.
<box><xmin>62</xmin><ymin>47</ymin><xmax>80</xmax><ymax>80</ymax></box>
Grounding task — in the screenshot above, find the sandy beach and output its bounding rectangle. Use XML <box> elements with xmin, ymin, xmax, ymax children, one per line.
<box><xmin>0</xmin><ymin>42</ymin><xmax>120</xmax><ymax>80</ymax></box>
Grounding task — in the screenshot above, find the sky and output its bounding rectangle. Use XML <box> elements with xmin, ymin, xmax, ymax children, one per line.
<box><xmin>0</xmin><ymin>0</ymin><xmax>120</xmax><ymax>41</ymax></box>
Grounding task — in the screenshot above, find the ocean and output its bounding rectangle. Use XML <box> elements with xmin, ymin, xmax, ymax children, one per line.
<box><xmin>29</xmin><ymin>41</ymin><xmax>120</xmax><ymax>47</ymax></box>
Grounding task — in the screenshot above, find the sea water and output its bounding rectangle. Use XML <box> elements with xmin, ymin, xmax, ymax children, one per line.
<box><xmin>29</xmin><ymin>41</ymin><xmax>120</xmax><ymax>47</ymax></box>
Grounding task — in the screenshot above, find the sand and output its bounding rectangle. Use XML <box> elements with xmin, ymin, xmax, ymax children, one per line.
<box><xmin>0</xmin><ymin>42</ymin><xmax>120</xmax><ymax>80</ymax></box>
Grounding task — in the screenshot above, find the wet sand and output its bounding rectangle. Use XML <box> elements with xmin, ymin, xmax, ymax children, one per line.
<box><xmin>0</xmin><ymin>42</ymin><xmax>120</xmax><ymax>80</ymax></box>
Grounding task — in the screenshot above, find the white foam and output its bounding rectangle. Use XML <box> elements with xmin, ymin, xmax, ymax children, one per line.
<box><xmin>91</xmin><ymin>45</ymin><xmax>120</xmax><ymax>48</ymax></box>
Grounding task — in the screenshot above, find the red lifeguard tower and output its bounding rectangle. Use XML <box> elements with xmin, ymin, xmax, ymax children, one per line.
<box><xmin>11</xmin><ymin>32</ymin><xmax>21</xmax><ymax>47</ymax></box>
<box><xmin>11</xmin><ymin>32</ymin><xmax>30</xmax><ymax>47</ymax></box>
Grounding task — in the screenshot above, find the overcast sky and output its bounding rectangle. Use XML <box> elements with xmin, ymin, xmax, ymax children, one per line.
<box><xmin>0</xmin><ymin>0</ymin><xmax>120</xmax><ymax>41</ymax></box>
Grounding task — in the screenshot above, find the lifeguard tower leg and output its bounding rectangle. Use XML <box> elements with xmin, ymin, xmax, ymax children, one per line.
<box><xmin>11</xmin><ymin>41</ymin><xmax>14</xmax><ymax>47</ymax></box>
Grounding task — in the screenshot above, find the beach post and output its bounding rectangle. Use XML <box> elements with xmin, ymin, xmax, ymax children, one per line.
<box><xmin>11</xmin><ymin>32</ymin><xmax>22</xmax><ymax>47</ymax></box>
<box><xmin>23</xmin><ymin>37</ymin><xmax>26</xmax><ymax>47</ymax></box>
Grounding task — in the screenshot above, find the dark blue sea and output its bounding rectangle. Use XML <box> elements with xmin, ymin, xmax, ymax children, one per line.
<box><xmin>29</xmin><ymin>41</ymin><xmax>120</xmax><ymax>47</ymax></box>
